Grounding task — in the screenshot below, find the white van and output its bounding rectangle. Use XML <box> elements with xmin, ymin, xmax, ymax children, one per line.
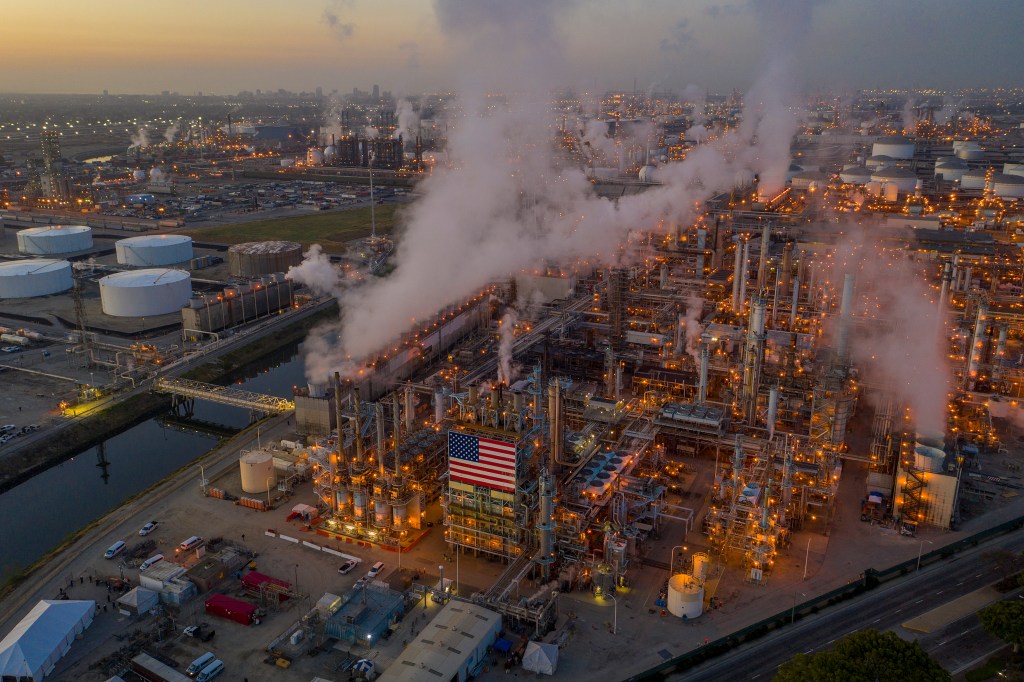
<box><xmin>186</xmin><ymin>652</ymin><xmax>216</xmax><ymax>678</ymax></box>
<box><xmin>178</xmin><ymin>535</ymin><xmax>204</xmax><ymax>553</ymax></box>
<box><xmin>139</xmin><ymin>554</ymin><xmax>164</xmax><ymax>571</ymax></box>
<box><xmin>195</xmin><ymin>659</ymin><xmax>224</xmax><ymax>682</ymax></box>
<box><xmin>366</xmin><ymin>561</ymin><xmax>385</xmax><ymax>578</ymax></box>
<box><xmin>104</xmin><ymin>540</ymin><xmax>126</xmax><ymax>559</ymax></box>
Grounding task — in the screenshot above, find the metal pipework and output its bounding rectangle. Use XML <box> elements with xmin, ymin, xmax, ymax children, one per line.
<box><xmin>790</xmin><ymin>276</ymin><xmax>800</xmax><ymax>329</ymax></box>
<box><xmin>836</xmin><ymin>274</ymin><xmax>855</xmax><ymax>362</ymax></box>
<box><xmin>674</xmin><ymin>312</ymin><xmax>685</xmax><ymax>357</ymax></box>
<box><xmin>537</xmin><ymin>471</ymin><xmax>555</xmax><ymax>581</ymax></box>
<box><xmin>756</xmin><ymin>222</ymin><xmax>770</xmax><ymax>290</ymax></box>
<box><xmin>434</xmin><ymin>390</ymin><xmax>444</xmax><ymax>424</ymax></box>
<box><xmin>332</xmin><ymin>372</ymin><xmax>343</xmax><ymax>512</ymax></box>
<box><xmin>780</xmin><ymin>241</ymin><xmax>793</xmax><ymax>295</ymax></box>
<box><xmin>739</xmin><ymin>241</ymin><xmax>750</xmax><ymax>310</ymax></box>
<box><xmin>660</xmin><ymin>263</ymin><xmax>669</xmax><ymax>289</ymax></box>
<box><xmin>993</xmin><ymin>324</ymin><xmax>1008</xmax><ymax>383</ymax></box>
<box><xmin>490</xmin><ymin>384</ymin><xmax>501</xmax><ymax>428</ymax></box>
<box><xmin>404</xmin><ymin>386</ymin><xmax>414</xmax><ymax>432</ymax></box>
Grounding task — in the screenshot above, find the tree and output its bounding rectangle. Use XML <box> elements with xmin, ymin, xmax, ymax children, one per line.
<box><xmin>774</xmin><ymin>629</ymin><xmax>949</xmax><ymax>682</ymax></box>
<box><xmin>979</xmin><ymin>600</ymin><xmax>1024</xmax><ymax>652</ymax></box>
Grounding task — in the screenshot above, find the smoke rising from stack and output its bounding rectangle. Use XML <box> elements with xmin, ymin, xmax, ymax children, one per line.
<box><xmin>395</xmin><ymin>98</ymin><xmax>419</xmax><ymax>140</ymax></box>
<box><xmin>294</xmin><ymin>0</ymin><xmax>814</xmax><ymax>382</ymax></box>
<box><xmin>683</xmin><ymin>296</ymin><xmax>705</xmax><ymax>363</ymax></box>
<box><xmin>130</xmin><ymin>127</ymin><xmax>149</xmax><ymax>148</ymax></box>
<box><xmin>164</xmin><ymin>121</ymin><xmax>180</xmax><ymax>144</ymax></box>
<box><xmin>496</xmin><ymin>309</ymin><xmax>519</xmax><ymax>385</ymax></box>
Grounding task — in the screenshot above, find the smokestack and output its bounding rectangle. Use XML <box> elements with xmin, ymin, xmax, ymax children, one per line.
<box><xmin>538</xmin><ymin>471</ymin><xmax>555</xmax><ymax>581</ymax></box>
<box><xmin>790</xmin><ymin>276</ymin><xmax>800</xmax><ymax>329</ymax></box>
<box><xmin>739</xmin><ymin>241</ymin><xmax>750</xmax><ymax>309</ymax></box>
<box><xmin>952</xmin><ymin>255</ymin><xmax>961</xmax><ymax>292</ymax></box>
<box><xmin>674</xmin><ymin>312</ymin><xmax>685</xmax><ymax>357</ymax></box>
<box><xmin>490</xmin><ymin>383</ymin><xmax>500</xmax><ymax>428</ymax></box>
<box><xmin>993</xmin><ymin>324</ymin><xmax>1008</xmax><ymax>383</ymax></box>
<box><xmin>547</xmin><ymin>381</ymin><xmax>562</xmax><ymax>470</ymax></box>
<box><xmin>333</xmin><ymin>372</ymin><xmax>343</xmax><ymax>512</ymax></box>
<box><xmin>938</xmin><ymin>261</ymin><xmax>952</xmax><ymax>313</ymax></box>
<box><xmin>780</xmin><ymin>242</ymin><xmax>793</xmax><ymax>296</ymax></box>
<box><xmin>966</xmin><ymin>301</ymin><xmax>988</xmax><ymax>387</ymax></box>
<box><xmin>731</xmin><ymin>237</ymin><xmax>743</xmax><ymax>311</ymax></box>
<box><xmin>696</xmin><ymin>228</ymin><xmax>707</xmax><ymax>277</ymax></box>
<box><xmin>670</xmin><ymin>221</ymin><xmax>681</xmax><ymax>250</ymax></box>
<box><xmin>964</xmin><ymin>266</ymin><xmax>973</xmax><ymax>292</ymax></box>
<box><xmin>605</xmin><ymin>346</ymin><xmax>616</xmax><ymax>398</ymax></box>
<box><xmin>836</xmin><ymin>274</ymin><xmax>855</xmax><ymax>363</ymax></box>
<box><xmin>393</xmin><ymin>393</ymin><xmax>402</xmax><ymax>477</ymax></box>
<box><xmin>767</xmin><ymin>386</ymin><xmax>780</xmax><ymax>439</ymax></box>
<box><xmin>660</xmin><ymin>263</ymin><xmax>669</xmax><ymax>289</ymax></box>
<box><xmin>375</xmin><ymin>402</ymin><xmax>385</xmax><ymax>478</ymax></box>
<box><xmin>756</xmin><ymin>222</ymin><xmax>770</xmax><ymax>290</ymax></box>
<box><xmin>742</xmin><ymin>296</ymin><xmax>767</xmax><ymax>423</ymax></box>
<box><xmin>434</xmin><ymin>390</ymin><xmax>444</xmax><ymax>424</ymax></box>
<box><xmin>698</xmin><ymin>339</ymin><xmax>709</xmax><ymax>404</ymax></box>
<box><xmin>404</xmin><ymin>386</ymin><xmax>414</xmax><ymax>432</ymax></box>
<box><xmin>352</xmin><ymin>388</ymin><xmax>365</xmax><ymax>466</ymax></box>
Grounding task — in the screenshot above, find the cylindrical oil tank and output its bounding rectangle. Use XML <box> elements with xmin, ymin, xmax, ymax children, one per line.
<box><xmin>839</xmin><ymin>166</ymin><xmax>872</xmax><ymax>185</ymax></box>
<box><xmin>991</xmin><ymin>173</ymin><xmax>1024</xmax><ymax>199</ymax></box>
<box><xmin>871</xmin><ymin>167</ymin><xmax>918</xmax><ymax>193</ymax></box>
<box><xmin>240</xmin><ymin>450</ymin><xmax>275</xmax><ymax>494</ymax></box>
<box><xmin>865</xmin><ymin>155</ymin><xmax>893</xmax><ymax>170</ymax></box>
<box><xmin>17</xmin><ymin>225</ymin><xmax>93</xmax><ymax>255</ymax></box>
<box><xmin>373</xmin><ymin>499</ymin><xmax>391</xmax><ymax>527</ymax></box>
<box><xmin>691</xmin><ymin>552</ymin><xmax>710</xmax><ymax>582</ymax></box>
<box><xmin>227</xmin><ymin>241</ymin><xmax>303</xmax><ymax>278</ymax></box>
<box><xmin>872</xmin><ymin>137</ymin><xmax>915</xmax><ymax>160</ymax></box>
<box><xmin>99</xmin><ymin>269</ymin><xmax>191</xmax><ymax>317</ymax></box>
<box><xmin>352</xmin><ymin>489</ymin><xmax>367</xmax><ymax>520</ymax></box>
<box><xmin>960</xmin><ymin>170</ymin><xmax>988</xmax><ymax>190</ymax></box>
<box><xmin>914</xmin><ymin>445</ymin><xmax>946</xmax><ymax>473</ymax></box>
<box><xmin>934</xmin><ymin>160</ymin><xmax>967</xmax><ymax>181</ymax></box>
<box><xmin>883</xmin><ymin>182</ymin><xmax>900</xmax><ymax>202</ymax></box>
<box><xmin>865</xmin><ymin>181</ymin><xmax>882</xmax><ymax>197</ymax></box>
<box><xmin>0</xmin><ymin>259</ymin><xmax>73</xmax><ymax>298</ymax></box>
<box><xmin>116</xmin><ymin>234</ymin><xmax>193</xmax><ymax>266</ymax></box>
<box><xmin>667</xmin><ymin>573</ymin><xmax>704</xmax><ymax>619</ymax></box>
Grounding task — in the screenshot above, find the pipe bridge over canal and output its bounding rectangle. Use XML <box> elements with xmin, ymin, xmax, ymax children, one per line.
<box><xmin>154</xmin><ymin>377</ymin><xmax>295</xmax><ymax>417</ymax></box>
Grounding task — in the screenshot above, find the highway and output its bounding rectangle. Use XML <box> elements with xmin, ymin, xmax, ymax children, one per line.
<box><xmin>668</xmin><ymin>529</ymin><xmax>1024</xmax><ymax>681</ymax></box>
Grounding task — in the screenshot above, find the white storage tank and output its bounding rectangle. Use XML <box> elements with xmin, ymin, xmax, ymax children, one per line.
<box><xmin>691</xmin><ymin>552</ymin><xmax>710</xmax><ymax>582</ymax></box>
<box><xmin>1003</xmin><ymin>163</ymin><xmax>1024</xmax><ymax>179</ymax></box>
<box><xmin>954</xmin><ymin>140</ymin><xmax>984</xmax><ymax>160</ymax></box>
<box><xmin>791</xmin><ymin>171</ymin><xmax>831</xmax><ymax>191</ymax></box>
<box><xmin>914</xmin><ymin>445</ymin><xmax>945</xmax><ymax>473</ymax></box>
<box><xmin>240</xmin><ymin>449</ymin><xmax>276</xmax><ymax>494</ymax></box>
<box><xmin>872</xmin><ymin>136</ymin><xmax>915</xmax><ymax>160</ymax></box>
<box><xmin>666</xmin><ymin>573</ymin><xmax>704</xmax><ymax>619</ymax></box>
<box><xmin>99</xmin><ymin>268</ymin><xmax>191</xmax><ymax>317</ymax></box>
<box><xmin>839</xmin><ymin>166</ymin><xmax>872</xmax><ymax>185</ymax></box>
<box><xmin>961</xmin><ymin>170</ymin><xmax>988</xmax><ymax>190</ymax></box>
<box><xmin>870</xmin><ymin>167</ymin><xmax>918</xmax><ymax>193</ymax></box>
<box><xmin>17</xmin><ymin>225</ymin><xmax>93</xmax><ymax>255</ymax></box>
<box><xmin>306</xmin><ymin>148</ymin><xmax>325</xmax><ymax>166</ymax></box>
<box><xmin>934</xmin><ymin>159</ymin><xmax>968</xmax><ymax>181</ymax></box>
<box><xmin>991</xmin><ymin>173</ymin><xmax>1024</xmax><ymax>199</ymax></box>
<box><xmin>865</xmin><ymin>154</ymin><xmax>894</xmax><ymax>170</ymax></box>
<box><xmin>115</xmin><ymin>234</ymin><xmax>193</xmax><ymax>267</ymax></box>
<box><xmin>0</xmin><ymin>259</ymin><xmax>73</xmax><ymax>298</ymax></box>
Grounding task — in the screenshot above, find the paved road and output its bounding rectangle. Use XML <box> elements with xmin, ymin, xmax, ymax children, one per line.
<box><xmin>669</xmin><ymin>530</ymin><xmax>1024</xmax><ymax>681</ymax></box>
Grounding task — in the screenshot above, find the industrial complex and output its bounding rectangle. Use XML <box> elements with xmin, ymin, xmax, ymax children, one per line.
<box><xmin>4</xmin><ymin>50</ymin><xmax>1024</xmax><ymax>682</ymax></box>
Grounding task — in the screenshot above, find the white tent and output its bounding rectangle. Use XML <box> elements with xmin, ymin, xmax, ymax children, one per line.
<box><xmin>521</xmin><ymin>641</ymin><xmax>559</xmax><ymax>676</ymax></box>
<box><xmin>116</xmin><ymin>587</ymin><xmax>160</xmax><ymax>617</ymax></box>
<box><xmin>0</xmin><ymin>600</ymin><xmax>96</xmax><ymax>680</ymax></box>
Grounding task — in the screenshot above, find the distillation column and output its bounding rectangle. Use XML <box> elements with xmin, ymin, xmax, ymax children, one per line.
<box><xmin>698</xmin><ymin>339</ymin><xmax>710</xmax><ymax>404</ymax></box>
<box><xmin>537</xmin><ymin>471</ymin><xmax>556</xmax><ymax>581</ymax></box>
<box><xmin>836</xmin><ymin>274</ymin><xmax>855</xmax><ymax>364</ymax></box>
<box><xmin>742</xmin><ymin>297</ymin><xmax>767</xmax><ymax>423</ymax></box>
<box><xmin>993</xmin><ymin>325</ymin><xmax>1008</xmax><ymax>384</ymax></box>
<box><xmin>732</xmin><ymin>237</ymin><xmax>744</xmax><ymax>311</ymax></box>
<box><xmin>966</xmin><ymin>300</ymin><xmax>988</xmax><ymax>387</ymax></box>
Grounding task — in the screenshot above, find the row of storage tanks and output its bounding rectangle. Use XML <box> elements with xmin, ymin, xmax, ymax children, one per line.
<box><xmin>2</xmin><ymin>227</ymin><xmax>305</xmax><ymax>317</ymax></box>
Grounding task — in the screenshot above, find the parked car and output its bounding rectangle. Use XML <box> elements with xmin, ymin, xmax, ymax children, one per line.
<box><xmin>338</xmin><ymin>560</ymin><xmax>357</xmax><ymax>574</ymax></box>
<box><xmin>139</xmin><ymin>521</ymin><xmax>159</xmax><ymax>536</ymax></box>
<box><xmin>1</xmin><ymin>347</ymin><xmax>22</xmax><ymax>353</ymax></box>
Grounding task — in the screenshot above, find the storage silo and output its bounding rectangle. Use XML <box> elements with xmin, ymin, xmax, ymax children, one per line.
<box><xmin>666</xmin><ymin>573</ymin><xmax>704</xmax><ymax>619</ymax></box>
<box><xmin>17</xmin><ymin>225</ymin><xmax>93</xmax><ymax>255</ymax></box>
<box><xmin>991</xmin><ymin>173</ymin><xmax>1024</xmax><ymax>199</ymax></box>
<box><xmin>99</xmin><ymin>269</ymin><xmax>192</xmax><ymax>317</ymax></box>
<box><xmin>865</xmin><ymin>154</ymin><xmax>894</xmax><ymax>171</ymax></box>
<box><xmin>839</xmin><ymin>166</ymin><xmax>872</xmax><ymax>185</ymax></box>
<box><xmin>870</xmin><ymin>167</ymin><xmax>918</xmax><ymax>194</ymax></box>
<box><xmin>0</xmin><ymin>259</ymin><xmax>73</xmax><ymax>298</ymax></box>
<box><xmin>934</xmin><ymin>159</ymin><xmax>968</xmax><ymax>181</ymax></box>
<box><xmin>240</xmin><ymin>450</ymin><xmax>276</xmax><ymax>494</ymax></box>
<box><xmin>115</xmin><ymin>234</ymin><xmax>193</xmax><ymax>266</ymax></box>
<box><xmin>228</xmin><ymin>241</ymin><xmax>303</xmax><ymax>278</ymax></box>
<box><xmin>790</xmin><ymin>171</ymin><xmax>831</xmax><ymax>191</ymax></box>
<box><xmin>872</xmin><ymin>136</ymin><xmax>915</xmax><ymax>160</ymax></box>
<box><xmin>914</xmin><ymin>445</ymin><xmax>945</xmax><ymax>473</ymax></box>
<box><xmin>960</xmin><ymin>170</ymin><xmax>988</xmax><ymax>190</ymax></box>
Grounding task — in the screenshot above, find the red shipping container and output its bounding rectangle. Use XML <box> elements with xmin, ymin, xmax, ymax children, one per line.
<box><xmin>205</xmin><ymin>594</ymin><xmax>258</xmax><ymax>626</ymax></box>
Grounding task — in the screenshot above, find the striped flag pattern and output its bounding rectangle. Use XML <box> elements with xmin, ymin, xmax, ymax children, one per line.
<box><xmin>448</xmin><ymin>431</ymin><xmax>517</xmax><ymax>493</ymax></box>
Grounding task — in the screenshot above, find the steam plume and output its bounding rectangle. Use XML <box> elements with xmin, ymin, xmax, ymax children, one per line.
<box><xmin>130</xmin><ymin>127</ymin><xmax>149</xmax><ymax>148</ymax></box>
<box><xmin>496</xmin><ymin>310</ymin><xmax>519</xmax><ymax>385</ymax></box>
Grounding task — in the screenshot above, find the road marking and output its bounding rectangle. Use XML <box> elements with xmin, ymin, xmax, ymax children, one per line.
<box><xmin>957</xmin><ymin>582</ymin><xmax>965</xmax><ymax>586</ymax></box>
<box><xmin>915</xmin><ymin>599</ymin><xmax>924</xmax><ymax>604</ymax></box>
<box><xmin>751</xmin><ymin>675</ymin><xmax>760</xmax><ymax>679</ymax></box>
<box><xmin>894</xmin><ymin>608</ymin><xmax>902</xmax><ymax>613</ymax></box>
<box><xmin>938</xmin><ymin>640</ymin><xmax>949</xmax><ymax>646</ymax></box>
<box><xmin>871</xmin><ymin>618</ymin><xmax>881</xmax><ymax>624</ymax></box>
<box><xmin>827</xmin><ymin>639</ymin><xmax>835</xmax><ymax>645</ymax></box>
<box><xmin>804</xmin><ymin>649</ymin><xmax>813</xmax><ymax>654</ymax></box>
<box><xmin>975</xmin><ymin>574</ymin><xmax>983</xmax><ymax>578</ymax></box>
<box><xmin>936</xmin><ymin>590</ymin><xmax>944</xmax><ymax>594</ymax></box>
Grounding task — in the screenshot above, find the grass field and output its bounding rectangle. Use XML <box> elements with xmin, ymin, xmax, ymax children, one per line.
<box><xmin>183</xmin><ymin>204</ymin><xmax>402</xmax><ymax>253</ymax></box>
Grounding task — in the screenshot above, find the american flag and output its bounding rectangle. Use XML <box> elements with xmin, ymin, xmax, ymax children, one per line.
<box><xmin>448</xmin><ymin>431</ymin><xmax>517</xmax><ymax>493</ymax></box>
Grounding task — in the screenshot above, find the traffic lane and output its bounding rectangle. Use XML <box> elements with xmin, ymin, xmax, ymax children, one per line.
<box><xmin>677</xmin><ymin>536</ymin><xmax>1023</xmax><ymax>681</ymax></box>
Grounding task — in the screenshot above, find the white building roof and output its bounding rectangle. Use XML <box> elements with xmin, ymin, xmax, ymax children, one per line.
<box><xmin>0</xmin><ymin>600</ymin><xmax>95</xmax><ymax>679</ymax></box>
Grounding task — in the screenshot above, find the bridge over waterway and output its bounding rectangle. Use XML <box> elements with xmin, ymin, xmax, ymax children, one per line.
<box><xmin>153</xmin><ymin>377</ymin><xmax>295</xmax><ymax>418</ymax></box>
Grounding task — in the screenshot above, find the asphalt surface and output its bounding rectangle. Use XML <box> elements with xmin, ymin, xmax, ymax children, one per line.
<box><xmin>669</xmin><ymin>529</ymin><xmax>1024</xmax><ymax>681</ymax></box>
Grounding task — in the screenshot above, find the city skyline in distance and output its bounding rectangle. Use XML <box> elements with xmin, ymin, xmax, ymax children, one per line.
<box><xmin>2</xmin><ymin>0</ymin><xmax>1023</xmax><ymax>96</ymax></box>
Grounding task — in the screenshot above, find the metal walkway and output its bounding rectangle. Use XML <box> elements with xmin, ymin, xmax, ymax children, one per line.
<box><xmin>154</xmin><ymin>377</ymin><xmax>295</xmax><ymax>413</ymax></box>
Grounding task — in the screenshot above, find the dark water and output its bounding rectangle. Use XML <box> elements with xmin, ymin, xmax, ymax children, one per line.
<box><xmin>0</xmin><ymin>341</ymin><xmax>308</xmax><ymax>582</ymax></box>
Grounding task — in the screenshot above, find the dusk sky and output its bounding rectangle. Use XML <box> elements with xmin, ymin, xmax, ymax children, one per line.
<box><xmin>1</xmin><ymin>0</ymin><xmax>1022</xmax><ymax>96</ymax></box>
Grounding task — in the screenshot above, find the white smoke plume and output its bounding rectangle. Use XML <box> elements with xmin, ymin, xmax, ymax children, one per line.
<box><xmin>130</xmin><ymin>127</ymin><xmax>149</xmax><ymax>148</ymax></box>
<box><xmin>286</xmin><ymin>245</ymin><xmax>344</xmax><ymax>298</ymax></box>
<box><xmin>832</xmin><ymin>226</ymin><xmax>952</xmax><ymax>436</ymax></box>
<box><xmin>683</xmin><ymin>296</ymin><xmax>704</xmax><ymax>363</ymax></box>
<box><xmin>577</xmin><ymin>119</ymin><xmax>616</xmax><ymax>164</ymax></box>
<box><xmin>901</xmin><ymin>99</ymin><xmax>919</xmax><ymax>134</ymax></box>
<box><xmin>296</xmin><ymin>0</ymin><xmax>812</xmax><ymax>382</ymax></box>
<box><xmin>322</xmin><ymin>0</ymin><xmax>355</xmax><ymax>40</ymax></box>
<box><xmin>496</xmin><ymin>309</ymin><xmax>519</xmax><ymax>385</ymax></box>
<box><xmin>364</xmin><ymin>126</ymin><xmax>380</xmax><ymax>140</ymax></box>
<box><xmin>150</xmin><ymin>166</ymin><xmax>166</xmax><ymax>182</ymax></box>
<box><xmin>323</xmin><ymin>96</ymin><xmax>345</xmax><ymax>143</ymax></box>
<box><xmin>395</xmin><ymin>98</ymin><xmax>419</xmax><ymax>140</ymax></box>
<box><xmin>164</xmin><ymin>120</ymin><xmax>180</xmax><ymax>144</ymax></box>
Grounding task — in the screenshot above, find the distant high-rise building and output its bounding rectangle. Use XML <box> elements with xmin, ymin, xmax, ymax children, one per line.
<box><xmin>316</xmin><ymin>86</ymin><xmax>323</xmax><ymax>98</ymax></box>
<box><xmin>40</xmin><ymin>130</ymin><xmax>62</xmax><ymax>177</ymax></box>
<box><xmin>372</xmin><ymin>84</ymin><xmax>380</xmax><ymax>100</ymax></box>
<box><xmin>39</xmin><ymin>130</ymin><xmax>70</xmax><ymax>201</ymax></box>
<box><xmin>102</xmin><ymin>89</ymin><xmax>108</xmax><ymax>96</ymax></box>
